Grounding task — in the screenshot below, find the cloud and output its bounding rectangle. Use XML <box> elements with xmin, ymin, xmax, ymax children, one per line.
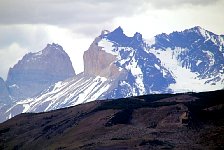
<box><xmin>0</xmin><ymin>0</ymin><xmax>221</xmax><ymax>37</ymax></box>
<box><xmin>146</xmin><ymin>0</ymin><xmax>221</xmax><ymax>8</ymax></box>
<box><xmin>0</xmin><ymin>43</ymin><xmax>28</xmax><ymax>80</ymax></box>
<box><xmin>0</xmin><ymin>0</ymin><xmax>143</xmax><ymax>25</ymax></box>
<box><xmin>0</xmin><ymin>0</ymin><xmax>146</xmax><ymax>37</ymax></box>
<box><xmin>0</xmin><ymin>0</ymin><xmax>221</xmax><ymax>26</ymax></box>
<box><xmin>113</xmin><ymin>1</ymin><xmax>224</xmax><ymax>40</ymax></box>
<box><xmin>0</xmin><ymin>25</ymin><xmax>50</xmax><ymax>50</ymax></box>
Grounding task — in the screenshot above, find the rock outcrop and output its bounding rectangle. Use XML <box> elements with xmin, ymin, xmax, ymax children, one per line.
<box><xmin>83</xmin><ymin>33</ymin><xmax>122</xmax><ymax>79</ymax></box>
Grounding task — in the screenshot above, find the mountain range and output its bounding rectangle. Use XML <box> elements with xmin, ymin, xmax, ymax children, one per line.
<box><xmin>0</xmin><ymin>26</ymin><xmax>223</xmax><ymax>123</ymax></box>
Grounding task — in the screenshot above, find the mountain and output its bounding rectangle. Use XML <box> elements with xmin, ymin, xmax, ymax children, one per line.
<box><xmin>0</xmin><ymin>77</ymin><xmax>10</xmax><ymax>105</ymax></box>
<box><xmin>6</xmin><ymin>43</ymin><xmax>76</xmax><ymax>100</ymax></box>
<box><xmin>148</xmin><ymin>26</ymin><xmax>224</xmax><ymax>92</ymax></box>
<box><xmin>84</xmin><ymin>27</ymin><xmax>175</xmax><ymax>96</ymax></box>
<box><xmin>0</xmin><ymin>27</ymin><xmax>175</xmax><ymax>120</ymax></box>
<box><xmin>0</xmin><ymin>90</ymin><xmax>223</xmax><ymax>149</ymax></box>
<box><xmin>0</xmin><ymin>43</ymin><xmax>76</xmax><ymax>122</ymax></box>
<box><xmin>1</xmin><ymin>26</ymin><xmax>223</xmax><ymax>123</ymax></box>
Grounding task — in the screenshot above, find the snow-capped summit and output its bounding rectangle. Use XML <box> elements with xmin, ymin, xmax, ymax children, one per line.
<box><xmin>6</xmin><ymin>43</ymin><xmax>75</xmax><ymax>100</ymax></box>
<box><xmin>85</xmin><ymin>27</ymin><xmax>175</xmax><ymax>97</ymax></box>
<box><xmin>149</xmin><ymin>26</ymin><xmax>224</xmax><ymax>92</ymax></box>
<box><xmin>85</xmin><ymin>26</ymin><xmax>223</xmax><ymax>96</ymax></box>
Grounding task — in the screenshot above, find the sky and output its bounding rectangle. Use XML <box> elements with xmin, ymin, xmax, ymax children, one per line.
<box><xmin>0</xmin><ymin>0</ymin><xmax>224</xmax><ymax>80</ymax></box>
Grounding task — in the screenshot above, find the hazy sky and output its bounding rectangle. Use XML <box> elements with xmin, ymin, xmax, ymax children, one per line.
<box><xmin>0</xmin><ymin>0</ymin><xmax>224</xmax><ymax>79</ymax></box>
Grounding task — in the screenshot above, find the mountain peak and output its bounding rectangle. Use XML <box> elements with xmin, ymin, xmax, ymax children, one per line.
<box><xmin>192</xmin><ymin>26</ymin><xmax>206</xmax><ymax>33</ymax></box>
<box><xmin>47</xmin><ymin>43</ymin><xmax>61</xmax><ymax>48</ymax></box>
<box><xmin>114</xmin><ymin>26</ymin><xmax>123</xmax><ymax>33</ymax></box>
<box><xmin>6</xmin><ymin>43</ymin><xmax>75</xmax><ymax>100</ymax></box>
<box><xmin>192</xmin><ymin>26</ymin><xmax>203</xmax><ymax>30</ymax></box>
<box><xmin>106</xmin><ymin>26</ymin><xmax>131</xmax><ymax>45</ymax></box>
<box><xmin>133</xmin><ymin>32</ymin><xmax>143</xmax><ymax>41</ymax></box>
<box><xmin>185</xmin><ymin>26</ymin><xmax>211</xmax><ymax>37</ymax></box>
<box><xmin>43</xmin><ymin>43</ymin><xmax>65</xmax><ymax>55</ymax></box>
<box><xmin>33</xmin><ymin>43</ymin><xmax>65</xmax><ymax>57</ymax></box>
<box><xmin>108</xmin><ymin>26</ymin><xmax>125</xmax><ymax>36</ymax></box>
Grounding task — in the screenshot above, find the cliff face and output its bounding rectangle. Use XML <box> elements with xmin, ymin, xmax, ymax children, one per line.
<box><xmin>6</xmin><ymin>43</ymin><xmax>75</xmax><ymax>100</ymax></box>
<box><xmin>83</xmin><ymin>36</ymin><xmax>122</xmax><ymax>78</ymax></box>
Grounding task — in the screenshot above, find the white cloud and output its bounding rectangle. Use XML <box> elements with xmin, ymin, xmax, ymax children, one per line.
<box><xmin>0</xmin><ymin>0</ymin><xmax>143</xmax><ymax>25</ymax></box>
<box><xmin>1</xmin><ymin>0</ymin><xmax>220</xmax><ymax>26</ymax></box>
<box><xmin>113</xmin><ymin>1</ymin><xmax>224</xmax><ymax>39</ymax></box>
<box><xmin>0</xmin><ymin>43</ymin><xmax>28</xmax><ymax>79</ymax></box>
<box><xmin>146</xmin><ymin>0</ymin><xmax>221</xmax><ymax>8</ymax></box>
<box><xmin>0</xmin><ymin>24</ymin><xmax>50</xmax><ymax>50</ymax></box>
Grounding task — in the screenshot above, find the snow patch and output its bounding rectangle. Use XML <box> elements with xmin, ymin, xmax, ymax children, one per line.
<box><xmin>144</xmin><ymin>37</ymin><xmax>155</xmax><ymax>46</ymax></box>
<box><xmin>196</xmin><ymin>60</ymin><xmax>202</xmax><ymax>66</ymax></box>
<box><xmin>35</xmin><ymin>50</ymin><xmax>43</xmax><ymax>56</ymax></box>
<box><xmin>126</xmin><ymin>57</ymin><xmax>145</xmax><ymax>95</ymax></box>
<box><xmin>154</xmin><ymin>64</ymin><xmax>160</xmax><ymax>70</ymax></box>
<box><xmin>5</xmin><ymin>75</ymin><xmax>112</xmax><ymax>117</ymax></box>
<box><xmin>98</xmin><ymin>38</ymin><xmax>117</xmax><ymax>55</ymax></box>
<box><xmin>9</xmin><ymin>84</ymin><xmax>19</xmax><ymax>88</ymax></box>
<box><xmin>22</xmin><ymin>103</ymin><xmax>31</xmax><ymax>113</ymax></box>
<box><xmin>198</xmin><ymin>27</ymin><xmax>207</xmax><ymax>38</ymax></box>
<box><xmin>150</xmin><ymin>47</ymin><xmax>223</xmax><ymax>93</ymax></box>
<box><xmin>202</xmin><ymin>50</ymin><xmax>215</xmax><ymax>66</ymax></box>
<box><xmin>8</xmin><ymin>113</ymin><xmax>12</xmax><ymax>119</ymax></box>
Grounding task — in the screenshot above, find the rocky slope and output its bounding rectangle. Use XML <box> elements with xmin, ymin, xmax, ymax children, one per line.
<box><xmin>6</xmin><ymin>43</ymin><xmax>75</xmax><ymax>100</ymax></box>
<box><xmin>0</xmin><ymin>90</ymin><xmax>223</xmax><ymax>150</ymax></box>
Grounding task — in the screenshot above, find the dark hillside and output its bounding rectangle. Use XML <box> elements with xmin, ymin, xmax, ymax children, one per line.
<box><xmin>0</xmin><ymin>90</ymin><xmax>223</xmax><ymax>150</ymax></box>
